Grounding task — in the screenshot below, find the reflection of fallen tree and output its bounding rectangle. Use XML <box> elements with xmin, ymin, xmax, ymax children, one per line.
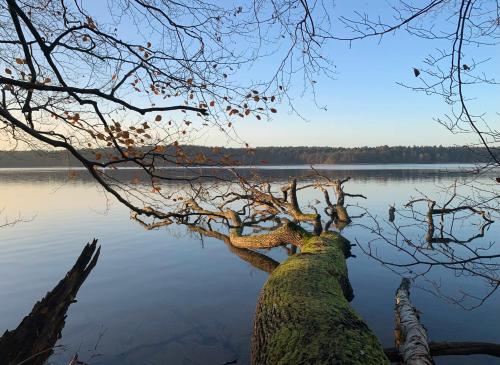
<box><xmin>385</xmin><ymin>278</ymin><xmax>500</xmax><ymax>363</ymax></box>
<box><xmin>187</xmin><ymin>223</ymin><xmax>280</xmax><ymax>274</ymax></box>
<box><xmin>0</xmin><ymin>240</ymin><xmax>100</xmax><ymax>365</ymax></box>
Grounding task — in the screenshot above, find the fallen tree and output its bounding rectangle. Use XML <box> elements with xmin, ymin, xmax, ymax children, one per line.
<box><xmin>252</xmin><ymin>230</ymin><xmax>388</xmax><ymax>364</ymax></box>
<box><xmin>144</xmin><ymin>177</ymin><xmax>389</xmax><ymax>364</ymax></box>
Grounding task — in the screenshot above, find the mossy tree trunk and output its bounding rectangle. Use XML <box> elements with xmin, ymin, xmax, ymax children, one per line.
<box><xmin>251</xmin><ymin>231</ymin><xmax>388</xmax><ymax>365</ymax></box>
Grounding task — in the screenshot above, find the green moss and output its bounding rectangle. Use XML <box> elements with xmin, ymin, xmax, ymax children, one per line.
<box><xmin>252</xmin><ymin>232</ymin><xmax>388</xmax><ymax>365</ymax></box>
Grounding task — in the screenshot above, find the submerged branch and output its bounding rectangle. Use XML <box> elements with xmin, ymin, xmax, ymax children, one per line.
<box><xmin>385</xmin><ymin>341</ymin><xmax>500</xmax><ymax>362</ymax></box>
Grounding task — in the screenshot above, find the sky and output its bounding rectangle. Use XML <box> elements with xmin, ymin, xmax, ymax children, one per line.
<box><xmin>3</xmin><ymin>1</ymin><xmax>499</xmax><ymax>149</ymax></box>
<box><xmin>197</xmin><ymin>1</ymin><xmax>500</xmax><ymax>148</ymax></box>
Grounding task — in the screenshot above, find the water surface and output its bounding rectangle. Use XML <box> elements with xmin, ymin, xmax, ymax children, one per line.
<box><xmin>0</xmin><ymin>165</ymin><xmax>499</xmax><ymax>364</ymax></box>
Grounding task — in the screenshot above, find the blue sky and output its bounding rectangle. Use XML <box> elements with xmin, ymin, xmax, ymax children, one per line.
<box><xmin>198</xmin><ymin>1</ymin><xmax>500</xmax><ymax>147</ymax></box>
<box><xmin>42</xmin><ymin>1</ymin><xmax>500</xmax><ymax>149</ymax></box>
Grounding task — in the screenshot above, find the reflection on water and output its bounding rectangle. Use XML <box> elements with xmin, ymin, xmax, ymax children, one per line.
<box><xmin>1</xmin><ymin>166</ymin><xmax>500</xmax><ymax>364</ymax></box>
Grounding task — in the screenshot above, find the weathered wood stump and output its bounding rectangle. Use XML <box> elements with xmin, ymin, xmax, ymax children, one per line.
<box><xmin>0</xmin><ymin>239</ymin><xmax>100</xmax><ymax>365</ymax></box>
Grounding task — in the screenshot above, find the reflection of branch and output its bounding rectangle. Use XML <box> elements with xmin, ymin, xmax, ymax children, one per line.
<box><xmin>186</xmin><ymin>224</ymin><xmax>279</xmax><ymax>274</ymax></box>
<box><xmin>131</xmin><ymin>212</ymin><xmax>172</xmax><ymax>230</ymax></box>
<box><xmin>405</xmin><ymin>195</ymin><xmax>493</xmax><ymax>223</ymax></box>
<box><xmin>0</xmin><ymin>208</ymin><xmax>34</xmax><ymax>229</ymax></box>
<box><xmin>184</xmin><ymin>191</ymin><xmax>313</xmax><ymax>249</ymax></box>
<box><xmin>405</xmin><ymin>196</ymin><xmax>494</xmax><ymax>246</ymax></box>
<box><xmin>356</xmin><ymin>205</ymin><xmax>500</xmax><ymax>309</ymax></box>
<box><xmin>430</xmin><ymin>221</ymin><xmax>492</xmax><ymax>245</ymax></box>
<box><xmin>0</xmin><ymin>240</ymin><xmax>100</xmax><ymax>365</ymax></box>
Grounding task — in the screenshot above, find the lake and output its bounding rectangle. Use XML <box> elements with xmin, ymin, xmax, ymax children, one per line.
<box><xmin>1</xmin><ymin>165</ymin><xmax>499</xmax><ymax>365</ymax></box>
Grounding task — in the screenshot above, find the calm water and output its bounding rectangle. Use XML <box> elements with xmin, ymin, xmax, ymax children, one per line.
<box><xmin>1</xmin><ymin>165</ymin><xmax>499</xmax><ymax>364</ymax></box>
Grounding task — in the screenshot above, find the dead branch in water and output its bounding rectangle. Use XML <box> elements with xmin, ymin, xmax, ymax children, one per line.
<box><xmin>388</xmin><ymin>278</ymin><xmax>500</xmax><ymax>363</ymax></box>
<box><xmin>0</xmin><ymin>240</ymin><xmax>100</xmax><ymax>365</ymax></box>
<box><xmin>385</xmin><ymin>341</ymin><xmax>500</xmax><ymax>362</ymax></box>
<box><xmin>394</xmin><ymin>278</ymin><xmax>434</xmax><ymax>365</ymax></box>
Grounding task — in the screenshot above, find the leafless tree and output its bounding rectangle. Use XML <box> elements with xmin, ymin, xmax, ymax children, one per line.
<box><xmin>315</xmin><ymin>0</ymin><xmax>500</xmax><ymax>309</ymax></box>
<box><xmin>0</xmin><ymin>0</ymin><xmax>339</xmax><ymax>223</ymax></box>
<box><xmin>331</xmin><ymin>1</ymin><xmax>499</xmax><ymax>160</ymax></box>
<box><xmin>132</xmin><ymin>170</ymin><xmax>366</xmax><ymax>248</ymax></box>
<box><xmin>331</xmin><ymin>1</ymin><xmax>500</xmax><ymax>218</ymax></box>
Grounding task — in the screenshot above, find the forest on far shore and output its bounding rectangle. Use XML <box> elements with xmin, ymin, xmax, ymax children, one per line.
<box><xmin>0</xmin><ymin>145</ymin><xmax>491</xmax><ymax>168</ymax></box>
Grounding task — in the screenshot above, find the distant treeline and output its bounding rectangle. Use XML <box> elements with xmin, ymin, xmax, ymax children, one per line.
<box><xmin>0</xmin><ymin>145</ymin><xmax>490</xmax><ymax>168</ymax></box>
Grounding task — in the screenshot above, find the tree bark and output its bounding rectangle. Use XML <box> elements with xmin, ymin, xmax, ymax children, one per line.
<box><xmin>0</xmin><ymin>240</ymin><xmax>100</xmax><ymax>365</ymax></box>
<box><xmin>395</xmin><ymin>278</ymin><xmax>434</xmax><ymax>365</ymax></box>
<box><xmin>385</xmin><ymin>341</ymin><xmax>500</xmax><ymax>362</ymax></box>
<box><xmin>251</xmin><ymin>232</ymin><xmax>388</xmax><ymax>364</ymax></box>
<box><xmin>229</xmin><ymin>221</ymin><xmax>309</xmax><ymax>249</ymax></box>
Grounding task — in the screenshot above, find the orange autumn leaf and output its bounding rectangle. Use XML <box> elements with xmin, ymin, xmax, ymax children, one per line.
<box><xmin>154</xmin><ymin>145</ymin><xmax>166</xmax><ymax>153</ymax></box>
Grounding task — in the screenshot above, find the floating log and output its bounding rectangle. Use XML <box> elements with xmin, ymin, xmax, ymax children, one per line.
<box><xmin>251</xmin><ymin>231</ymin><xmax>388</xmax><ymax>364</ymax></box>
